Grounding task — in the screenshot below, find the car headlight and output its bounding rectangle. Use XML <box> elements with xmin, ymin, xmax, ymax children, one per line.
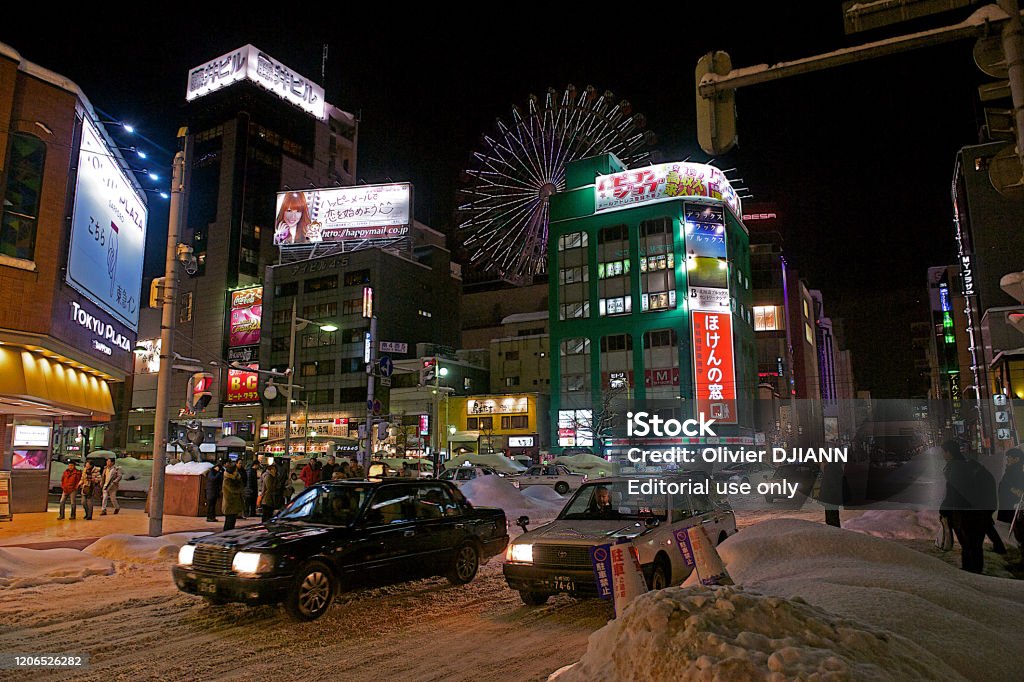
<box><xmin>231</xmin><ymin>552</ymin><xmax>275</xmax><ymax>576</ymax></box>
<box><xmin>507</xmin><ymin>543</ymin><xmax>533</xmax><ymax>564</ymax></box>
<box><xmin>178</xmin><ymin>544</ymin><xmax>195</xmax><ymax>566</ymax></box>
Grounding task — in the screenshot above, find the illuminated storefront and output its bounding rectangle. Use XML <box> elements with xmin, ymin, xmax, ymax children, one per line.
<box><xmin>0</xmin><ymin>43</ymin><xmax>144</xmax><ymax>510</ymax></box>
<box><xmin>446</xmin><ymin>394</ymin><xmax>548</xmax><ymax>459</ymax></box>
<box><xmin>547</xmin><ymin>155</ymin><xmax>757</xmax><ymax>456</ymax></box>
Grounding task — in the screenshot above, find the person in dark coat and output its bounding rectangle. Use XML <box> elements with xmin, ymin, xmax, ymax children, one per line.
<box><xmin>321</xmin><ymin>456</ymin><xmax>336</xmax><ymax>482</ymax></box>
<box><xmin>260</xmin><ymin>464</ymin><xmax>283</xmax><ymax>522</ymax></box>
<box><xmin>79</xmin><ymin>462</ymin><xmax>101</xmax><ymax>520</ymax></box>
<box><xmin>205</xmin><ymin>463</ymin><xmax>224</xmax><ymax>522</ymax></box>
<box><xmin>940</xmin><ymin>440</ymin><xmax>998</xmax><ymax>573</ymax></box>
<box><xmin>221</xmin><ymin>460</ymin><xmax>246</xmax><ymax>531</ymax></box>
<box><xmin>244</xmin><ymin>461</ymin><xmax>259</xmax><ymax>517</ymax></box>
<box><xmin>997</xmin><ymin>448</ymin><xmax>1024</xmax><ymax>523</ymax></box>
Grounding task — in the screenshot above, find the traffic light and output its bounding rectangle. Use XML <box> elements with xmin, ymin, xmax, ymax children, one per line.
<box><xmin>695</xmin><ymin>51</ymin><xmax>737</xmax><ymax>156</ymax></box>
<box><xmin>420</xmin><ymin>357</ymin><xmax>437</xmax><ymax>386</ymax></box>
<box><xmin>974</xmin><ymin>33</ymin><xmax>1023</xmax><ymax>197</ymax></box>
<box><xmin>187</xmin><ymin>372</ymin><xmax>214</xmax><ymax>412</ymax></box>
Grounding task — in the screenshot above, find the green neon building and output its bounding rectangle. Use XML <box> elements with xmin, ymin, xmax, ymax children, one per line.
<box><xmin>547</xmin><ymin>154</ymin><xmax>756</xmax><ymax>456</ymax></box>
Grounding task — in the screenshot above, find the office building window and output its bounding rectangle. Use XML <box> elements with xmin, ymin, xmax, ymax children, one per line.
<box><xmin>344</xmin><ymin>269</ymin><xmax>370</xmax><ymax>286</ymax></box>
<box><xmin>501</xmin><ymin>415</ymin><xmax>529</xmax><ymax>430</ymax></box>
<box><xmin>505</xmin><ymin>376</ymin><xmax>520</xmax><ymax>387</ymax></box>
<box><xmin>1</xmin><ymin>133</ymin><xmax>45</xmax><ymax>261</ymax></box>
<box><xmin>339</xmin><ymin>387</ymin><xmax>367</xmax><ymax>403</ymax></box>
<box><xmin>271</xmin><ymin>336</ymin><xmax>289</xmax><ymax>352</ymax></box>
<box><xmin>753</xmin><ymin>305</ymin><xmax>784</xmax><ymax>331</ymax></box>
<box><xmin>557</xmin><ymin>231</ymin><xmax>589</xmax><ymax>320</ymax></box>
<box><xmin>308</xmin><ymin>389</ymin><xmax>334</xmax><ymax>405</ymax></box>
<box><xmin>302</xmin><ymin>330</ymin><xmax>336</xmax><ymax>348</ymax></box>
<box><xmin>303</xmin><ymin>302</ymin><xmax>337</xmax><ymax>320</ymax></box>
<box><xmin>305</xmin><ymin>275</ymin><xmax>338</xmax><ymax>293</ymax></box>
<box><xmin>467</xmin><ymin>417</ymin><xmax>494</xmax><ymax>430</ymax></box>
<box><xmin>342</xmin><ymin>297</ymin><xmax>362</xmax><ymax>315</ymax></box>
<box><xmin>301</xmin><ymin>360</ymin><xmax>335</xmax><ymax>377</ymax></box>
<box><xmin>644</xmin><ymin>329</ymin><xmax>680</xmax><ymax>399</ymax></box>
<box><xmin>598</xmin><ymin>224</ymin><xmax>630</xmax><ymax>317</ymax></box>
<box><xmin>560</xmin><ymin>337</ymin><xmax>591</xmax><ymax>394</ymax></box>
<box><xmin>273</xmin><ymin>309</ymin><xmax>291</xmax><ymax>325</ymax></box>
<box><xmin>275</xmin><ymin>281</ymin><xmax>299</xmax><ymax>297</ymax></box>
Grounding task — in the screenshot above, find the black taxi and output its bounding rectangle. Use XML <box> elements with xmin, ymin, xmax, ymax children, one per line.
<box><xmin>173</xmin><ymin>479</ymin><xmax>508</xmax><ymax>620</ymax></box>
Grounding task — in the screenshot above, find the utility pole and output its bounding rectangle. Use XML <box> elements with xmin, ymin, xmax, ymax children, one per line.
<box><xmin>149</xmin><ymin>130</ymin><xmax>187</xmax><ymax>538</ymax></box>
<box><xmin>364</xmin><ymin>314</ymin><xmax>377</xmax><ymax>468</ymax></box>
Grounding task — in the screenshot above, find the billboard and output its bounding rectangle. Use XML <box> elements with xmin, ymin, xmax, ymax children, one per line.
<box><xmin>186</xmin><ymin>45</ymin><xmax>326</xmax><ymax>120</ymax></box>
<box><xmin>595</xmin><ymin>161</ymin><xmax>740</xmax><ymax>217</ymax></box>
<box><xmin>228</xmin><ymin>286</ymin><xmax>263</xmax><ymax>348</ymax></box>
<box><xmin>273</xmin><ymin>184</ymin><xmax>412</xmax><ymax>247</ymax></box>
<box><xmin>226</xmin><ymin>363</ymin><xmax>260</xmax><ymax>404</ymax></box>
<box><xmin>66</xmin><ymin>117</ymin><xmax>148</xmax><ymax>331</ymax></box>
<box><xmin>691</xmin><ymin>311</ymin><xmax>737</xmax><ymax>424</ymax></box>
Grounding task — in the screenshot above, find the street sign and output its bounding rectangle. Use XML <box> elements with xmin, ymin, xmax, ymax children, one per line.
<box><xmin>367</xmin><ymin>399</ymin><xmax>374</xmax><ymax>411</ymax></box>
<box><xmin>997</xmin><ymin>428</ymin><xmax>1013</xmax><ymax>441</ymax></box>
<box><xmin>379</xmin><ymin>355</ymin><xmax>394</xmax><ymax>377</ymax></box>
<box><xmin>380</xmin><ymin>377</ymin><xmax>392</xmax><ymax>387</ymax></box>
<box><xmin>379</xmin><ymin>341</ymin><xmax>408</xmax><ymax>354</ymax></box>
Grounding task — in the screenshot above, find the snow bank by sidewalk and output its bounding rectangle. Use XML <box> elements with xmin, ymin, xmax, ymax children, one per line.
<box><xmin>165</xmin><ymin>462</ymin><xmax>213</xmax><ymax>475</ymax></box>
<box><xmin>842</xmin><ymin>509</ymin><xmax>941</xmax><ymax>540</ymax></box>
<box><xmin>554</xmin><ymin>586</ymin><xmax>952</xmax><ymax>681</ymax></box>
<box><xmin>0</xmin><ymin>547</ymin><xmax>114</xmax><ymax>589</ymax></box>
<box><xmin>461</xmin><ymin>476</ymin><xmax>563</xmax><ymax>523</ymax></box>
<box><xmin>83</xmin><ymin>532</ymin><xmax>210</xmax><ymax>564</ymax></box>
<box><xmin>558</xmin><ymin>519</ymin><xmax>1024</xmax><ymax>681</ymax></box>
<box><xmin>522</xmin><ymin>485</ymin><xmax>565</xmax><ymax>503</ymax></box>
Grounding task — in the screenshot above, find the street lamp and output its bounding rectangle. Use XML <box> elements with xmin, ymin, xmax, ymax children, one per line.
<box><xmin>283</xmin><ymin>299</ymin><xmax>336</xmax><ymax>461</ymax></box>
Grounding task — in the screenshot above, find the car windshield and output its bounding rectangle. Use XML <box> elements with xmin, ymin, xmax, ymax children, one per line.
<box><xmin>558</xmin><ymin>482</ymin><xmax>667</xmax><ymax>521</ymax></box>
<box><xmin>275</xmin><ymin>485</ymin><xmax>370</xmax><ymax>525</ymax></box>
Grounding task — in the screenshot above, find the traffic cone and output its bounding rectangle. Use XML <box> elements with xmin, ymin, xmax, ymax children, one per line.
<box><xmin>687</xmin><ymin>524</ymin><xmax>734</xmax><ymax>586</ymax></box>
<box><xmin>610</xmin><ymin>538</ymin><xmax>648</xmax><ymax>618</ymax></box>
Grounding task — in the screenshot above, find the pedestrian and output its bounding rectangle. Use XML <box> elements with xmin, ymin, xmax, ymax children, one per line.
<box><xmin>206</xmin><ymin>463</ymin><xmax>223</xmax><ymax>522</ymax></box>
<box><xmin>284</xmin><ymin>472</ymin><xmax>298</xmax><ymax>502</ymax></box>
<box><xmin>334</xmin><ymin>460</ymin><xmax>350</xmax><ymax>480</ymax></box>
<box><xmin>221</xmin><ymin>460</ymin><xmax>246</xmax><ymax>531</ymax></box>
<box><xmin>79</xmin><ymin>462</ymin><xmax>101</xmax><ymax>520</ymax></box>
<box><xmin>259</xmin><ymin>464</ymin><xmax>282</xmax><ymax>522</ymax></box>
<box><xmin>300</xmin><ymin>458</ymin><xmax>319</xmax><ymax>487</ymax></box>
<box><xmin>244</xmin><ymin>459</ymin><xmax>259</xmax><ymax>517</ymax></box>
<box><xmin>348</xmin><ymin>456</ymin><xmax>365</xmax><ymax>479</ymax></box>
<box><xmin>57</xmin><ymin>460</ymin><xmax>82</xmax><ymax>520</ymax></box>
<box><xmin>940</xmin><ymin>440</ymin><xmax>998</xmax><ymax>573</ymax></box>
<box><xmin>321</xmin><ymin>456</ymin><xmax>336</xmax><ymax>482</ymax></box>
<box><xmin>100</xmin><ymin>457</ymin><xmax>122</xmax><ymax>515</ymax></box>
<box><xmin>997</xmin><ymin>447</ymin><xmax>1024</xmax><ymax>523</ymax></box>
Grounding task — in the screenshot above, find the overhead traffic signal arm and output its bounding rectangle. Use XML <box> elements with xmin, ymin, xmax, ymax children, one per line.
<box><xmin>695</xmin><ymin>4</ymin><xmax>1016</xmax><ymax>155</ymax></box>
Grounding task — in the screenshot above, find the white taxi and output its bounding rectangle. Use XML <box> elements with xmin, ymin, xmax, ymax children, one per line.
<box><xmin>513</xmin><ymin>464</ymin><xmax>586</xmax><ymax>495</ymax></box>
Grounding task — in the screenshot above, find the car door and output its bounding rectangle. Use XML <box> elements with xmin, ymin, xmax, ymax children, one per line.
<box><xmin>350</xmin><ymin>483</ymin><xmax>421</xmax><ymax>581</ymax></box>
<box><xmin>410</xmin><ymin>483</ymin><xmax>465</xmax><ymax>573</ymax></box>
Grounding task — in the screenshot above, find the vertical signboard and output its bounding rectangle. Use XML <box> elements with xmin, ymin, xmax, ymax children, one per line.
<box><xmin>691</xmin><ymin>311</ymin><xmax>737</xmax><ymax>424</ymax></box>
<box><xmin>226</xmin><ymin>363</ymin><xmax>260</xmax><ymax>404</ymax></box>
<box><xmin>66</xmin><ymin>117</ymin><xmax>148</xmax><ymax>331</ymax></box>
<box><xmin>228</xmin><ymin>287</ymin><xmax>263</xmax><ymax>348</ymax></box>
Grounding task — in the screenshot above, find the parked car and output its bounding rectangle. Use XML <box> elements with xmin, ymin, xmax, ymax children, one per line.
<box><xmin>504</xmin><ymin>476</ymin><xmax>737</xmax><ymax>605</ymax></box>
<box><xmin>172</xmin><ymin>480</ymin><xmax>509</xmax><ymax>620</ymax></box>
<box><xmin>513</xmin><ymin>464</ymin><xmax>586</xmax><ymax>495</ymax></box>
<box><xmin>436</xmin><ymin>465</ymin><xmax>508</xmax><ymax>487</ymax></box>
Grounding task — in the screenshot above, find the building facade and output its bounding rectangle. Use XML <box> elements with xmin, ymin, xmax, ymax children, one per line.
<box><xmin>547</xmin><ymin>154</ymin><xmax>756</xmax><ymax>455</ymax></box>
<box><xmin>0</xmin><ymin>43</ymin><xmax>147</xmax><ymax>510</ymax></box>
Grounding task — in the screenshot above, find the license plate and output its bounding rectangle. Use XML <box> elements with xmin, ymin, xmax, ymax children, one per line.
<box><xmin>198</xmin><ymin>578</ymin><xmax>217</xmax><ymax>595</ymax></box>
<box><xmin>553</xmin><ymin>579</ymin><xmax>575</xmax><ymax>592</ymax></box>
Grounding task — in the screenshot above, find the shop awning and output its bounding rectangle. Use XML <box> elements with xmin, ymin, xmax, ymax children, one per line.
<box><xmin>449</xmin><ymin>430</ymin><xmax>481</xmax><ymax>442</ymax></box>
<box><xmin>0</xmin><ymin>348</ymin><xmax>114</xmax><ymax>417</ymax></box>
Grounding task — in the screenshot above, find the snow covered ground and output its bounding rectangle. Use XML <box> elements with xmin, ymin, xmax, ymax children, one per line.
<box><xmin>0</xmin><ymin>546</ymin><xmax>114</xmax><ymax>588</ymax></box>
<box><xmin>558</xmin><ymin>519</ymin><xmax>1024</xmax><ymax>681</ymax></box>
<box><xmin>83</xmin><ymin>532</ymin><xmax>210</xmax><ymax>564</ymax></box>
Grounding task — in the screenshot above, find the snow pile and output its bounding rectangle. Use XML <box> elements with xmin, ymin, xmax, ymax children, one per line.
<box><xmin>0</xmin><ymin>547</ymin><xmax>114</xmax><ymax>588</ymax></box>
<box><xmin>461</xmin><ymin>475</ymin><xmax>563</xmax><ymax>522</ymax></box>
<box><xmin>444</xmin><ymin>453</ymin><xmax>526</xmax><ymax>475</ymax></box>
<box><xmin>842</xmin><ymin>509</ymin><xmax>941</xmax><ymax>541</ymax></box>
<box><xmin>712</xmin><ymin>519</ymin><xmax>1024</xmax><ymax>680</ymax></box>
<box><xmin>553</xmin><ymin>586</ymin><xmax>949</xmax><ymax>682</ymax></box>
<box><xmin>165</xmin><ymin>461</ymin><xmax>213</xmax><ymax>475</ymax></box>
<box><xmin>83</xmin><ymin>532</ymin><xmax>210</xmax><ymax>564</ymax></box>
<box><xmin>522</xmin><ymin>485</ymin><xmax>565</xmax><ymax>503</ymax></box>
<box><xmin>553</xmin><ymin>454</ymin><xmax>619</xmax><ymax>478</ymax></box>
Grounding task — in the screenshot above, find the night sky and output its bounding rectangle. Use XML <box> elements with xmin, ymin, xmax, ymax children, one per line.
<box><xmin>2</xmin><ymin>4</ymin><xmax>988</xmax><ymax>396</ymax></box>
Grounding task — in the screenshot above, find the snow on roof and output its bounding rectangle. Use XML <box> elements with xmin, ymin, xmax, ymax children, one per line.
<box><xmin>0</xmin><ymin>547</ymin><xmax>114</xmax><ymax>589</ymax></box>
<box><xmin>500</xmin><ymin>311</ymin><xmax>549</xmax><ymax>325</ymax></box>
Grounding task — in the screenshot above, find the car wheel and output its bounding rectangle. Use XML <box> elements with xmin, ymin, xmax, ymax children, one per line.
<box><xmin>648</xmin><ymin>559</ymin><xmax>670</xmax><ymax>591</ymax></box>
<box><xmin>446</xmin><ymin>542</ymin><xmax>480</xmax><ymax>585</ymax></box>
<box><xmin>285</xmin><ymin>560</ymin><xmax>335</xmax><ymax>621</ymax></box>
<box><xmin>554</xmin><ymin>482</ymin><xmax>570</xmax><ymax>495</ymax></box>
<box><xmin>519</xmin><ymin>590</ymin><xmax>551</xmax><ymax>606</ymax></box>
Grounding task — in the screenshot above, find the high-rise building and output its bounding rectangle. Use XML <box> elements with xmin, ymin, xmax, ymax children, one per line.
<box><xmin>547</xmin><ymin>154</ymin><xmax>756</xmax><ymax>456</ymax></box>
<box><xmin>126</xmin><ymin>46</ymin><xmax>357</xmax><ymax>453</ymax></box>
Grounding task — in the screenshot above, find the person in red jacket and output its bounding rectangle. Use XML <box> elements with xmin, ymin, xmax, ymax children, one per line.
<box><xmin>300</xmin><ymin>458</ymin><xmax>320</xmax><ymax>487</ymax></box>
<box><xmin>57</xmin><ymin>460</ymin><xmax>82</xmax><ymax>520</ymax></box>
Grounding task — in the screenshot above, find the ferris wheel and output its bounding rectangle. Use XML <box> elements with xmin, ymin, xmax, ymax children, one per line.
<box><xmin>458</xmin><ymin>85</ymin><xmax>656</xmax><ymax>284</ymax></box>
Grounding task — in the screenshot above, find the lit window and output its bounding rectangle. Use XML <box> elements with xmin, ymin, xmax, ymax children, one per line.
<box><xmin>753</xmin><ymin>306</ymin><xmax>783</xmax><ymax>331</ymax></box>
